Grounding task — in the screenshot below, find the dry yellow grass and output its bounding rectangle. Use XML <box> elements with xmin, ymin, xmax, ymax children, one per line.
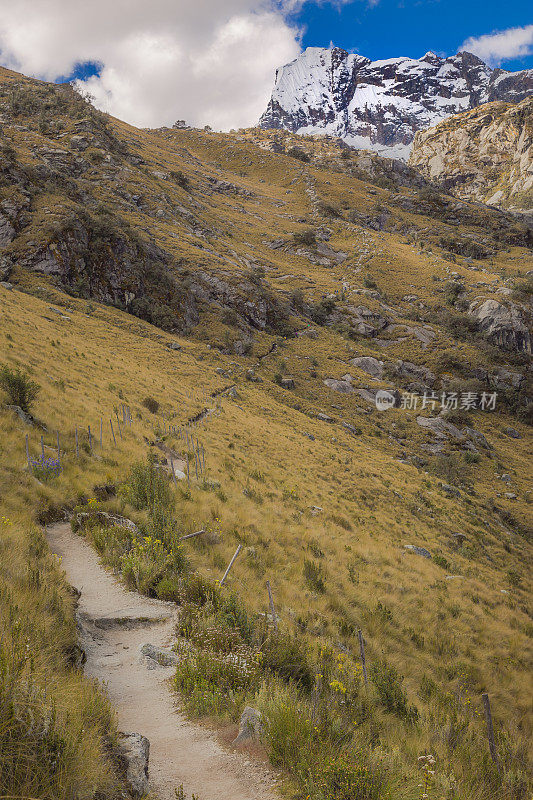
<box><xmin>0</xmin><ymin>66</ymin><xmax>531</xmax><ymax>797</ymax></box>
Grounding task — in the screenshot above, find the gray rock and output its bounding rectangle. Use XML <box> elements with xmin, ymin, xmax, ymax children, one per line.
<box><xmin>167</xmin><ymin>342</ymin><xmax>181</xmax><ymax>351</ymax></box>
<box><xmin>468</xmin><ymin>298</ymin><xmax>531</xmax><ymax>354</ymax></box>
<box><xmin>416</xmin><ymin>416</ymin><xmax>464</xmax><ymax>440</ymax></box>
<box><xmin>140</xmin><ymin>643</ymin><xmax>179</xmax><ymax>668</ymax></box>
<box><xmin>117</xmin><ymin>732</ymin><xmax>150</xmax><ymax>797</ymax></box>
<box><xmin>394</xmin><ymin>360</ymin><xmax>436</xmax><ymax>387</ymax></box>
<box><xmin>342</xmin><ymin>421</ymin><xmax>362</xmax><ymax>435</ymax></box>
<box><xmin>404</xmin><ymin>545</ymin><xmax>432</xmax><ymax>559</ymax></box>
<box><xmin>452</xmin><ymin>532</ymin><xmax>467</xmax><ymax>545</ymax></box>
<box><xmin>73</xmin><ymin>510</ymin><xmax>140</xmax><ymax>536</ymax></box>
<box><xmin>464</xmin><ymin>427</ymin><xmax>491</xmax><ymax>450</ymax></box>
<box><xmin>323</xmin><ymin>378</ymin><xmax>353</xmax><ymax>393</ymax></box>
<box><xmin>232</xmin><ymin>706</ymin><xmax>263</xmax><ymax>745</ymax></box>
<box><xmin>503</xmin><ymin>492</ymin><xmax>517</xmax><ymax>500</ymax></box>
<box><xmin>317</xmin><ymin>412</ymin><xmax>334</xmax><ymax>422</ymax></box>
<box><xmin>440</xmin><ymin>483</ymin><xmax>461</xmax><ymax>497</ymax></box>
<box><xmin>280</xmin><ymin>377</ymin><xmax>295</xmax><ymax>389</ymax></box>
<box><xmin>7</xmin><ymin>405</ymin><xmax>35</xmax><ymax>425</ymax></box>
<box><xmin>350</xmin><ymin>356</ymin><xmax>384</xmax><ymax>378</ymax></box>
<box><xmin>503</xmin><ymin>427</ymin><xmax>521</xmax><ymax>439</ymax></box>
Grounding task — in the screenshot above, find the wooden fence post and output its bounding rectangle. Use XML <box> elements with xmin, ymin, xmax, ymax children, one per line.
<box><xmin>100</xmin><ymin>418</ymin><xmax>103</xmax><ymax>447</ymax></box>
<box><xmin>25</xmin><ymin>434</ymin><xmax>30</xmax><ymax>470</ymax></box>
<box><xmin>41</xmin><ymin>435</ymin><xmax>44</xmax><ymax>460</ymax></box>
<box><xmin>178</xmin><ymin>529</ymin><xmax>206</xmax><ymax>542</ymax></box>
<box><xmin>109</xmin><ymin>419</ymin><xmax>117</xmax><ymax>446</ymax></box>
<box><xmin>186</xmin><ymin>456</ymin><xmax>190</xmax><ymax>486</ymax></box>
<box><xmin>75</xmin><ymin>427</ymin><xmax>79</xmax><ymax>458</ymax></box>
<box><xmin>201</xmin><ymin>444</ymin><xmax>205</xmax><ymax>472</ymax></box>
<box><xmin>482</xmin><ymin>693</ymin><xmax>499</xmax><ymax>769</ymax></box>
<box><xmin>357</xmin><ymin>629</ymin><xmax>368</xmax><ymax>687</ymax></box>
<box><xmin>56</xmin><ymin>431</ymin><xmax>60</xmax><ymax>465</ymax></box>
<box><xmin>115</xmin><ymin>413</ymin><xmax>122</xmax><ymax>440</ymax></box>
<box><xmin>266</xmin><ymin>580</ymin><xmax>278</xmax><ymax>631</ymax></box>
<box><xmin>88</xmin><ymin>425</ymin><xmax>92</xmax><ymax>453</ymax></box>
<box><xmin>220</xmin><ymin>545</ymin><xmax>242</xmax><ymax>586</ymax></box>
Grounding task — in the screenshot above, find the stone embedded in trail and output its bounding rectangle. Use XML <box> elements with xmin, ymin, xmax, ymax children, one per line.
<box><xmin>117</xmin><ymin>732</ymin><xmax>150</xmax><ymax>797</ymax></box>
<box><xmin>140</xmin><ymin>643</ymin><xmax>179</xmax><ymax>668</ymax></box>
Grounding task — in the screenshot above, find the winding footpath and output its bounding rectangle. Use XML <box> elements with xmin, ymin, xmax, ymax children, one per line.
<box><xmin>46</xmin><ymin>522</ymin><xmax>278</xmax><ymax>800</ymax></box>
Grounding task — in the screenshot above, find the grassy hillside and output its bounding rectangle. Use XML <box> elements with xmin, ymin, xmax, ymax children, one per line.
<box><xmin>0</xmin><ymin>67</ymin><xmax>531</xmax><ymax>800</ymax></box>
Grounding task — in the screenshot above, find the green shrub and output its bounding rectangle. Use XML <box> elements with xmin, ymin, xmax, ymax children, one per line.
<box><xmin>303</xmin><ymin>558</ymin><xmax>326</xmax><ymax>593</ymax></box>
<box><xmin>433</xmin><ymin>554</ymin><xmax>451</xmax><ymax>570</ymax></box>
<box><xmin>123</xmin><ymin>457</ymin><xmax>172</xmax><ymax>512</ymax></box>
<box><xmin>0</xmin><ymin>364</ymin><xmax>40</xmax><ymax>413</ymax></box>
<box><xmin>318</xmin><ymin>201</ymin><xmax>342</xmax><ymax>219</ymax></box>
<box><xmin>259</xmin><ymin>632</ymin><xmax>314</xmax><ymax>690</ymax></box>
<box><xmin>318</xmin><ymin>751</ymin><xmax>384</xmax><ymax>800</ymax></box>
<box><xmin>170</xmin><ymin>169</ymin><xmax>190</xmax><ymax>190</ymax></box>
<box><xmin>287</xmin><ymin>146</ymin><xmax>310</xmax><ymax>163</ymax></box>
<box><xmin>370</xmin><ymin>659</ymin><xmax>418</xmax><ymax>722</ymax></box>
<box><xmin>174</xmin><ymin>646</ymin><xmax>258</xmax><ymax>719</ymax></box>
<box><xmin>293</xmin><ymin>228</ymin><xmax>316</xmax><ymax>247</ymax></box>
<box><xmin>142</xmin><ymin>395</ymin><xmax>159</xmax><ymax>413</ymax></box>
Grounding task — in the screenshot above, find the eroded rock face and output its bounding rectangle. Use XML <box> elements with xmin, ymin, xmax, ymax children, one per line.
<box><xmin>260</xmin><ymin>47</ymin><xmax>533</xmax><ymax>160</ymax></box>
<box><xmin>409</xmin><ymin>97</ymin><xmax>533</xmax><ymax>210</ymax></box>
<box><xmin>468</xmin><ymin>298</ymin><xmax>531</xmax><ymax>354</ymax></box>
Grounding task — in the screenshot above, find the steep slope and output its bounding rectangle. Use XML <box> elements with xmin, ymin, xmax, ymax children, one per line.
<box><xmin>410</xmin><ymin>97</ymin><xmax>533</xmax><ymax>212</ymax></box>
<box><xmin>259</xmin><ymin>47</ymin><xmax>533</xmax><ymax>159</ymax></box>
<box><xmin>0</xmin><ymin>66</ymin><xmax>532</xmax><ymax>800</ymax></box>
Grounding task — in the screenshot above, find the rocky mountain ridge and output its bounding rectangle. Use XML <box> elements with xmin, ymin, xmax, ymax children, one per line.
<box><xmin>259</xmin><ymin>47</ymin><xmax>533</xmax><ymax>160</ymax></box>
<box><xmin>409</xmin><ymin>97</ymin><xmax>533</xmax><ymax>212</ymax></box>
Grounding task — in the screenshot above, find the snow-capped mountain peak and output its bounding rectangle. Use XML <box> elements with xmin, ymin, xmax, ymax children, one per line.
<box><xmin>259</xmin><ymin>47</ymin><xmax>533</xmax><ymax>160</ymax></box>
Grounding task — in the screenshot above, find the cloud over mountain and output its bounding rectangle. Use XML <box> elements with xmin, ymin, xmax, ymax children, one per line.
<box><xmin>0</xmin><ymin>0</ymin><xmax>310</xmax><ymax>129</ymax></box>
<box><xmin>461</xmin><ymin>24</ymin><xmax>533</xmax><ymax>66</ymax></box>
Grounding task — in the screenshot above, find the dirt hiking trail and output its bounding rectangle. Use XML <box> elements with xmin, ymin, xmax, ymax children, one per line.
<box><xmin>47</xmin><ymin>522</ymin><xmax>279</xmax><ymax>800</ymax></box>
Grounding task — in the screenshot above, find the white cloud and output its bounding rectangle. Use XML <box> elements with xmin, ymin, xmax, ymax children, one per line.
<box><xmin>461</xmin><ymin>24</ymin><xmax>533</xmax><ymax>66</ymax></box>
<box><xmin>0</xmin><ymin>0</ymin><xmax>352</xmax><ymax>129</ymax></box>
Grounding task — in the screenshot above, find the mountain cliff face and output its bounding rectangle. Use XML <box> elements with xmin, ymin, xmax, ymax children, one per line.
<box><xmin>409</xmin><ymin>97</ymin><xmax>533</xmax><ymax>211</ymax></box>
<box><xmin>259</xmin><ymin>47</ymin><xmax>533</xmax><ymax>160</ymax></box>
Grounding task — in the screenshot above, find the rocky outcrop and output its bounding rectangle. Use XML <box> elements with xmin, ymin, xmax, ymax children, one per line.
<box><xmin>260</xmin><ymin>47</ymin><xmax>533</xmax><ymax>160</ymax></box>
<box><xmin>409</xmin><ymin>97</ymin><xmax>533</xmax><ymax>210</ymax></box>
<box><xmin>117</xmin><ymin>732</ymin><xmax>150</xmax><ymax>797</ymax></box>
<box><xmin>468</xmin><ymin>298</ymin><xmax>531</xmax><ymax>354</ymax></box>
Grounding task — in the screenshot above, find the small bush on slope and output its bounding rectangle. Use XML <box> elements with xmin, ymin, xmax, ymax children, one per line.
<box><xmin>0</xmin><ymin>364</ymin><xmax>40</xmax><ymax>413</ymax></box>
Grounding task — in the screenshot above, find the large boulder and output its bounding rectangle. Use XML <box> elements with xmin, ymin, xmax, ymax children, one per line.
<box><xmin>469</xmin><ymin>298</ymin><xmax>531</xmax><ymax>354</ymax></box>
<box><xmin>324</xmin><ymin>378</ymin><xmax>353</xmax><ymax>393</ymax></box>
<box><xmin>416</xmin><ymin>416</ymin><xmax>464</xmax><ymax>439</ymax></box>
<box><xmin>117</xmin><ymin>732</ymin><xmax>150</xmax><ymax>797</ymax></box>
<box><xmin>349</xmin><ymin>356</ymin><xmax>384</xmax><ymax>378</ymax></box>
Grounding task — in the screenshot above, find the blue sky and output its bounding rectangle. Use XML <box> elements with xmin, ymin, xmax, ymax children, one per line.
<box><xmin>292</xmin><ymin>0</ymin><xmax>533</xmax><ymax>71</ymax></box>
